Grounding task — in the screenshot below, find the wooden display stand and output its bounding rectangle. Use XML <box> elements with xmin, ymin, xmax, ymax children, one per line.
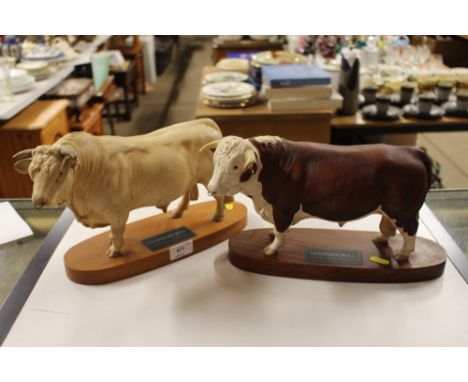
<box><xmin>65</xmin><ymin>201</ymin><xmax>247</xmax><ymax>285</ymax></box>
<box><xmin>229</xmin><ymin>228</ymin><xmax>447</xmax><ymax>283</ymax></box>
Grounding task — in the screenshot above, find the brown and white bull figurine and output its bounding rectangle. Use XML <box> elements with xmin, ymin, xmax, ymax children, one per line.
<box><xmin>13</xmin><ymin>118</ymin><xmax>229</xmax><ymax>258</ymax></box>
<box><xmin>203</xmin><ymin>135</ymin><xmax>432</xmax><ymax>262</ymax></box>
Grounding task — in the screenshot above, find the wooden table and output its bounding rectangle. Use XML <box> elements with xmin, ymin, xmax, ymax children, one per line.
<box><xmin>212</xmin><ymin>36</ymin><xmax>285</xmax><ymax>63</ymax></box>
<box><xmin>331</xmin><ymin>111</ymin><xmax>468</xmax><ymax>145</ymax></box>
<box><xmin>195</xmin><ymin>67</ymin><xmax>332</xmax><ymax>143</ymax></box>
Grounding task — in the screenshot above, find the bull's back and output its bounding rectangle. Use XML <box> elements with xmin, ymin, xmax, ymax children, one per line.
<box><xmin>288</xmin><ymin>142</ymin><xmax>429</xmax><ymax>221</ymax></box>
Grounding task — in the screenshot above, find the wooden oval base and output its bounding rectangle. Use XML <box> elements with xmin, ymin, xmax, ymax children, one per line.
<box><xmin>228</xmin><ymin>229</ymin><xmax>447</xmax><ymax>283</ymax></box>
<box><xmin>64</xmin><ymin>201</ymin><xmax>247</xmax><ymax>285</ymax></box>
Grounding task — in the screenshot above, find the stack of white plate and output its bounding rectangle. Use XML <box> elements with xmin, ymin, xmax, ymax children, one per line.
<box><xmin>216</xmin><ymin>58</ymin><xmax>250</xmax><ymax>74</ymax></box>
<box><xmin>22</xmin><ymin>46</ymin><xmax>64</xmax><ymax>62</ymax></box>
<box><xmin>201</xmin><ymin>81</ymin><xmax>257</xmax><ymax>108</ymax></box>
<box><xmin>0</xmin><ymin>68</ymin><xmax>36</xmax><ymax>94</ymax></box>
<box><xmin>203</xmin><ymin>71</ymin><xmax>249</xmax><ymax>84</ymax></box>
<box><xmin>16</xmin><ymin>61</ymin><xmax>52</xmax><ymax>81</ymax></box>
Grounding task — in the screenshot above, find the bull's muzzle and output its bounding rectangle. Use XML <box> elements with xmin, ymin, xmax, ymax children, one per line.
<box><xmin>32</xmin><ymin>197</ymin><xmax>48</xmax><ymax>209</ymax></box>
<box><xmin>207</xmin><ymin>183</ymin><xmax>218</xmax><ymax>196</ymax></box>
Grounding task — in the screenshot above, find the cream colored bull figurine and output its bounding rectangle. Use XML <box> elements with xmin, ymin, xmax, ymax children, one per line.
<box><xmin>13</xmin><ymin>119</ymin><xmax>229</xmax><ymax>258</ymax></box>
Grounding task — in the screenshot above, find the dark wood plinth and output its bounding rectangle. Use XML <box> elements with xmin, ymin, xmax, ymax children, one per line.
<box><xmin>64</xmin><ymin>201</ymin><xmax>247</xmax><ymax>285</ymax></box>
<box><xmin>228</xmin><ymin>228</ymin><xmax>447</xmax><ymax>283</ymax></box>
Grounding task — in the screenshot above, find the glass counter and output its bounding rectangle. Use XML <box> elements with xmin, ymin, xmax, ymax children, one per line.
<box><xmin>0</xmin><ymin>200</ymin><xmax>65</xmax><ymax>309</ymax></box>
<box><xmin>0</xmin><ymin>199</ymin><xmax>74</xmax><ymax>344</ymax></box>
<box><xmin>0</xmin><ymin>190</ymin><xmax>467</xmax><ymax>345</ymax></box>
<box><xmin>424</xmin><ymin>189</ymin><xmax>468</xmax><ymax>283</ymax></box>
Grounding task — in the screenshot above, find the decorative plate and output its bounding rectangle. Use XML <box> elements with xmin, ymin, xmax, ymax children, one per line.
<box><xmin>216</xmin><ymin>58</ymin><xmax>249</xmax><ymax>73</ymax></box>
<box><xmin>16</xmin><ymin>61</ymin><xmax>48</xmax><ymax>71</ymax></box>
<box><xmin>442</xmin><ymin>101</ymin><xmax>468</xmax><ymax>118</ymax></box>
<box><xmin>23</xmin><ymin>46</ymin><xmax>64</xmax><ymax>61</ymax></box>
<box><xmin>204</xmin><ymin>71</ymin><xmax>248</xmax><ymax>84</ymax></box>
<box><xmin>201</xmin><ymin>81</ymin><xmax>256</xmax><ymax>100</ymax></box>
<box><xmin>362</xmin><ymin>104</ymin><xmax>401</xmax><ymax>121</ymax></box>
<box><xmin>403</xmin><ymin>104</ymin><xmax>445</xmax><ymax>120</ymax></box>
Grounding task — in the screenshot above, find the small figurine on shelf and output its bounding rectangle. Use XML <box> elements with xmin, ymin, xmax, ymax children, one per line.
<box><xmin>13</xmin><ymin>119</ymin><xmax>230</xmax><ymax>258</ymax></box>
<box><xmin>204</xmin><ymin>135</ymin><xmax>432</xmax><ymax>262</ymax></box>
<box><xmin>337</xmin><ymin>54</ymin><xmax>360</xmax><ymax>115</ymax></box>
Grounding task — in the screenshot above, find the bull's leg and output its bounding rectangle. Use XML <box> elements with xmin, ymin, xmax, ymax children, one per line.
<box><xmin>171</xmin><ymin>190</ymin><xmax>191</xmax><ymax>219</ymax></box>
<box><xmin>264</xmin><ymin>226</ymin><xmax>287</xmax><ymax>255</ymax></box>
<box><xmin>393</xmin><ymin>216</ymin><xmax>418</xmax><ymax>262</ymax></box>
<box><xmin>264</xmin><ymin>207</ymin><xmax>293</xmax><ymax>256</ymax></box>
<box><xmin>373</xmin><ymin>215</ymin><xmax>397</xmax><ymax>244</ymax></box>
<box><xmin>211</xmin><ymin>195</ymin><xmax>228</xmax><ymax>222</ymax></box>
<box><xmin>157</xmin><ymin>205</ymin><xmax>168</xmax><ymax>213</ymax></box>
<box><xmin>107</xmin><ymin>214</ymin><xmax>128</xmax><ymax>258</ymax></box>
<box><xmin>393</xmin><ymin>230</ymin><xmax>416</xmax><ymax>262</ymax></box>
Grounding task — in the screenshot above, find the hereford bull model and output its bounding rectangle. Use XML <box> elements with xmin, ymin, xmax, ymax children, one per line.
<box><xmin>203</xmin><ymin>135</ymin><xmax>432</xmax><ymax>262</ymax></box>
<box><xmin>13</xmin><ymin>118</ymin><xmax>228</xmax><ymax>258</ymax></box>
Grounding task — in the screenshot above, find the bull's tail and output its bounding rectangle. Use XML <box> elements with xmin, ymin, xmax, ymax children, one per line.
<box><xmin>416</xmin><ymin>148</ymin><xmax>433</xmax><ymax>191</ymax></box>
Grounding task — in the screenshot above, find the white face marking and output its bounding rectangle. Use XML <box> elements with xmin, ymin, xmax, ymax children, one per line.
<box><xmin>208</xmin><ymin>136</ymin><xmax>256</xmax><ymax>197</ymax></box>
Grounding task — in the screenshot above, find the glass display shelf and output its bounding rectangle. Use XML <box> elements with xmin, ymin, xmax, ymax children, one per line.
<box><xmin>0</xmin><ymin>199</ymin><xmax>64</xmax><ymax>309</ymax></box>
<box><xmin>0</xmin><ymin>190</ymin><xmax>467</xmax><ymax>345</ymax></box>
<box><xmin>0</xmin><ymin>199</ymin><xmax>74</xmax><ymax>344</ymax></box>
<box><xmin>424</xmin><ymin>189</ymin><xmax>468</xmax><ymax>283</ymax></box>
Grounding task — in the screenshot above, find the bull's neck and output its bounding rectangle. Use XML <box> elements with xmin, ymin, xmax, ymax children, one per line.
<box><xmin>63</xmin><ymin>139</ymin><xmax>106</xmax><ymax>213</ymax></box>
<box><xmin>248</xmin><ymin>138</ymin><xmax>290</xmax><ymax>177</ymax></box>
<box><xmin>247</xmin><ymin>138</ymin><xmax>292</xmax><ymax>205</ymax></box>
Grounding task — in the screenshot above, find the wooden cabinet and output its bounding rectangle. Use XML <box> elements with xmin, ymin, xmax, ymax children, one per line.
<box><xmin>0</xmin><ymin>100</ymin><xmax>70</xmax><ymax>198</ymax></box>
<box><xmin>70</xmin><ymin>103</ymin><xmax>104</xmax><ymax>135</ymax></box>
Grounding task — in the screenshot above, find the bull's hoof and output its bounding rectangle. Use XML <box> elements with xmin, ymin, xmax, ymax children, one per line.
<box><xmin>393</xmin><ymin>251</ymin><xmax>410</xmax><ymax>263</ymax></box>
<box><xmin>263</xmin><ymin>244</ymin><xmax>278</xmax><ymax>256</ymax></box>
<box><xmin>106</xmin><ymin>249</ymin><xmax>122</xmax><ymax>258</ymax></box>
<box><xmin>171</xmin><ymin>210</ymin><xmax>184</xmax><ymax>219</ymax></box>
<box><xmin>211</xmin><ymin>214</ymin><xmax>224</xmax><ymax>222</ymax></box>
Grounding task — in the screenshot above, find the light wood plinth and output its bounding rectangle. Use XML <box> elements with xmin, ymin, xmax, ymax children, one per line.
<box><xmin>64</xmin><ymin>201</ymin><xmax>247</xmax><ymax>285</ymax></box>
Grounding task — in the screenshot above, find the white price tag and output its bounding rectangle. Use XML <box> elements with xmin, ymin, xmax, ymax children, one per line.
<box><xmin>169</xmin><ymin>240</ymin><xmax>194</xmax><ymax>261</ymax></box>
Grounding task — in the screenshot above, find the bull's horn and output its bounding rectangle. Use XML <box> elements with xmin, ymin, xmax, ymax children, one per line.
<box><xmin>243</xmin><ymin>149</ymin><xmax>257</xmax><ymax>171</ymax></box>
<box><xmin>59</xmin><ymin>147</ymin><xmax>76</xmax><ymax>159</ymax></box>
<box><xmin>12</xmin><ymin>148</ymin><xmax>33</xmax><ymax>161</ymax></box>
<box><xmin>199</xmin><ymin>139</ymin><xmax>221</xmax><ymax>154</ymax></box>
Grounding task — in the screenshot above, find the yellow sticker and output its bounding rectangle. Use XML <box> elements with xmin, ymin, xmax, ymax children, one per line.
<box><xmin>370</xmin><ymin>256</ymin><xmax>390</xmax><ymax>266</ymax></box>
<box><xmin>225</xmin><ymin>202</ymin><xmax>234</xmax><ymax>210</ymax></box>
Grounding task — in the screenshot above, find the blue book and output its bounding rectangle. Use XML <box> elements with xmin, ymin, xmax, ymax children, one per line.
<box><xmin>262</xmin><ymin>64</ymin><xmax>331</xmax><ymax>88</ymax></box>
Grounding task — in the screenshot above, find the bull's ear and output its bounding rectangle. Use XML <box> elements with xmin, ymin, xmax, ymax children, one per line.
<box><xmin>12</xmin><ymin>148</ymin><xmax>34</xmax><ymax>174</ymax></box>
<box><xmin>14</xmin><ymin>158</ymin><xmax>32</xmax><ymax>174</ymax></box>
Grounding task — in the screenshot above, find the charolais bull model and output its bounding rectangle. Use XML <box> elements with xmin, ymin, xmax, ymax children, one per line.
<box><xmin>203</xmin><ymin>135</ymin><xmax>432</xmax><ymax>262</ymax></box>
<box><xmin>13</xmin><ymin>118</ymin><xmax>230</xmax><ymax>258</ymax></box>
